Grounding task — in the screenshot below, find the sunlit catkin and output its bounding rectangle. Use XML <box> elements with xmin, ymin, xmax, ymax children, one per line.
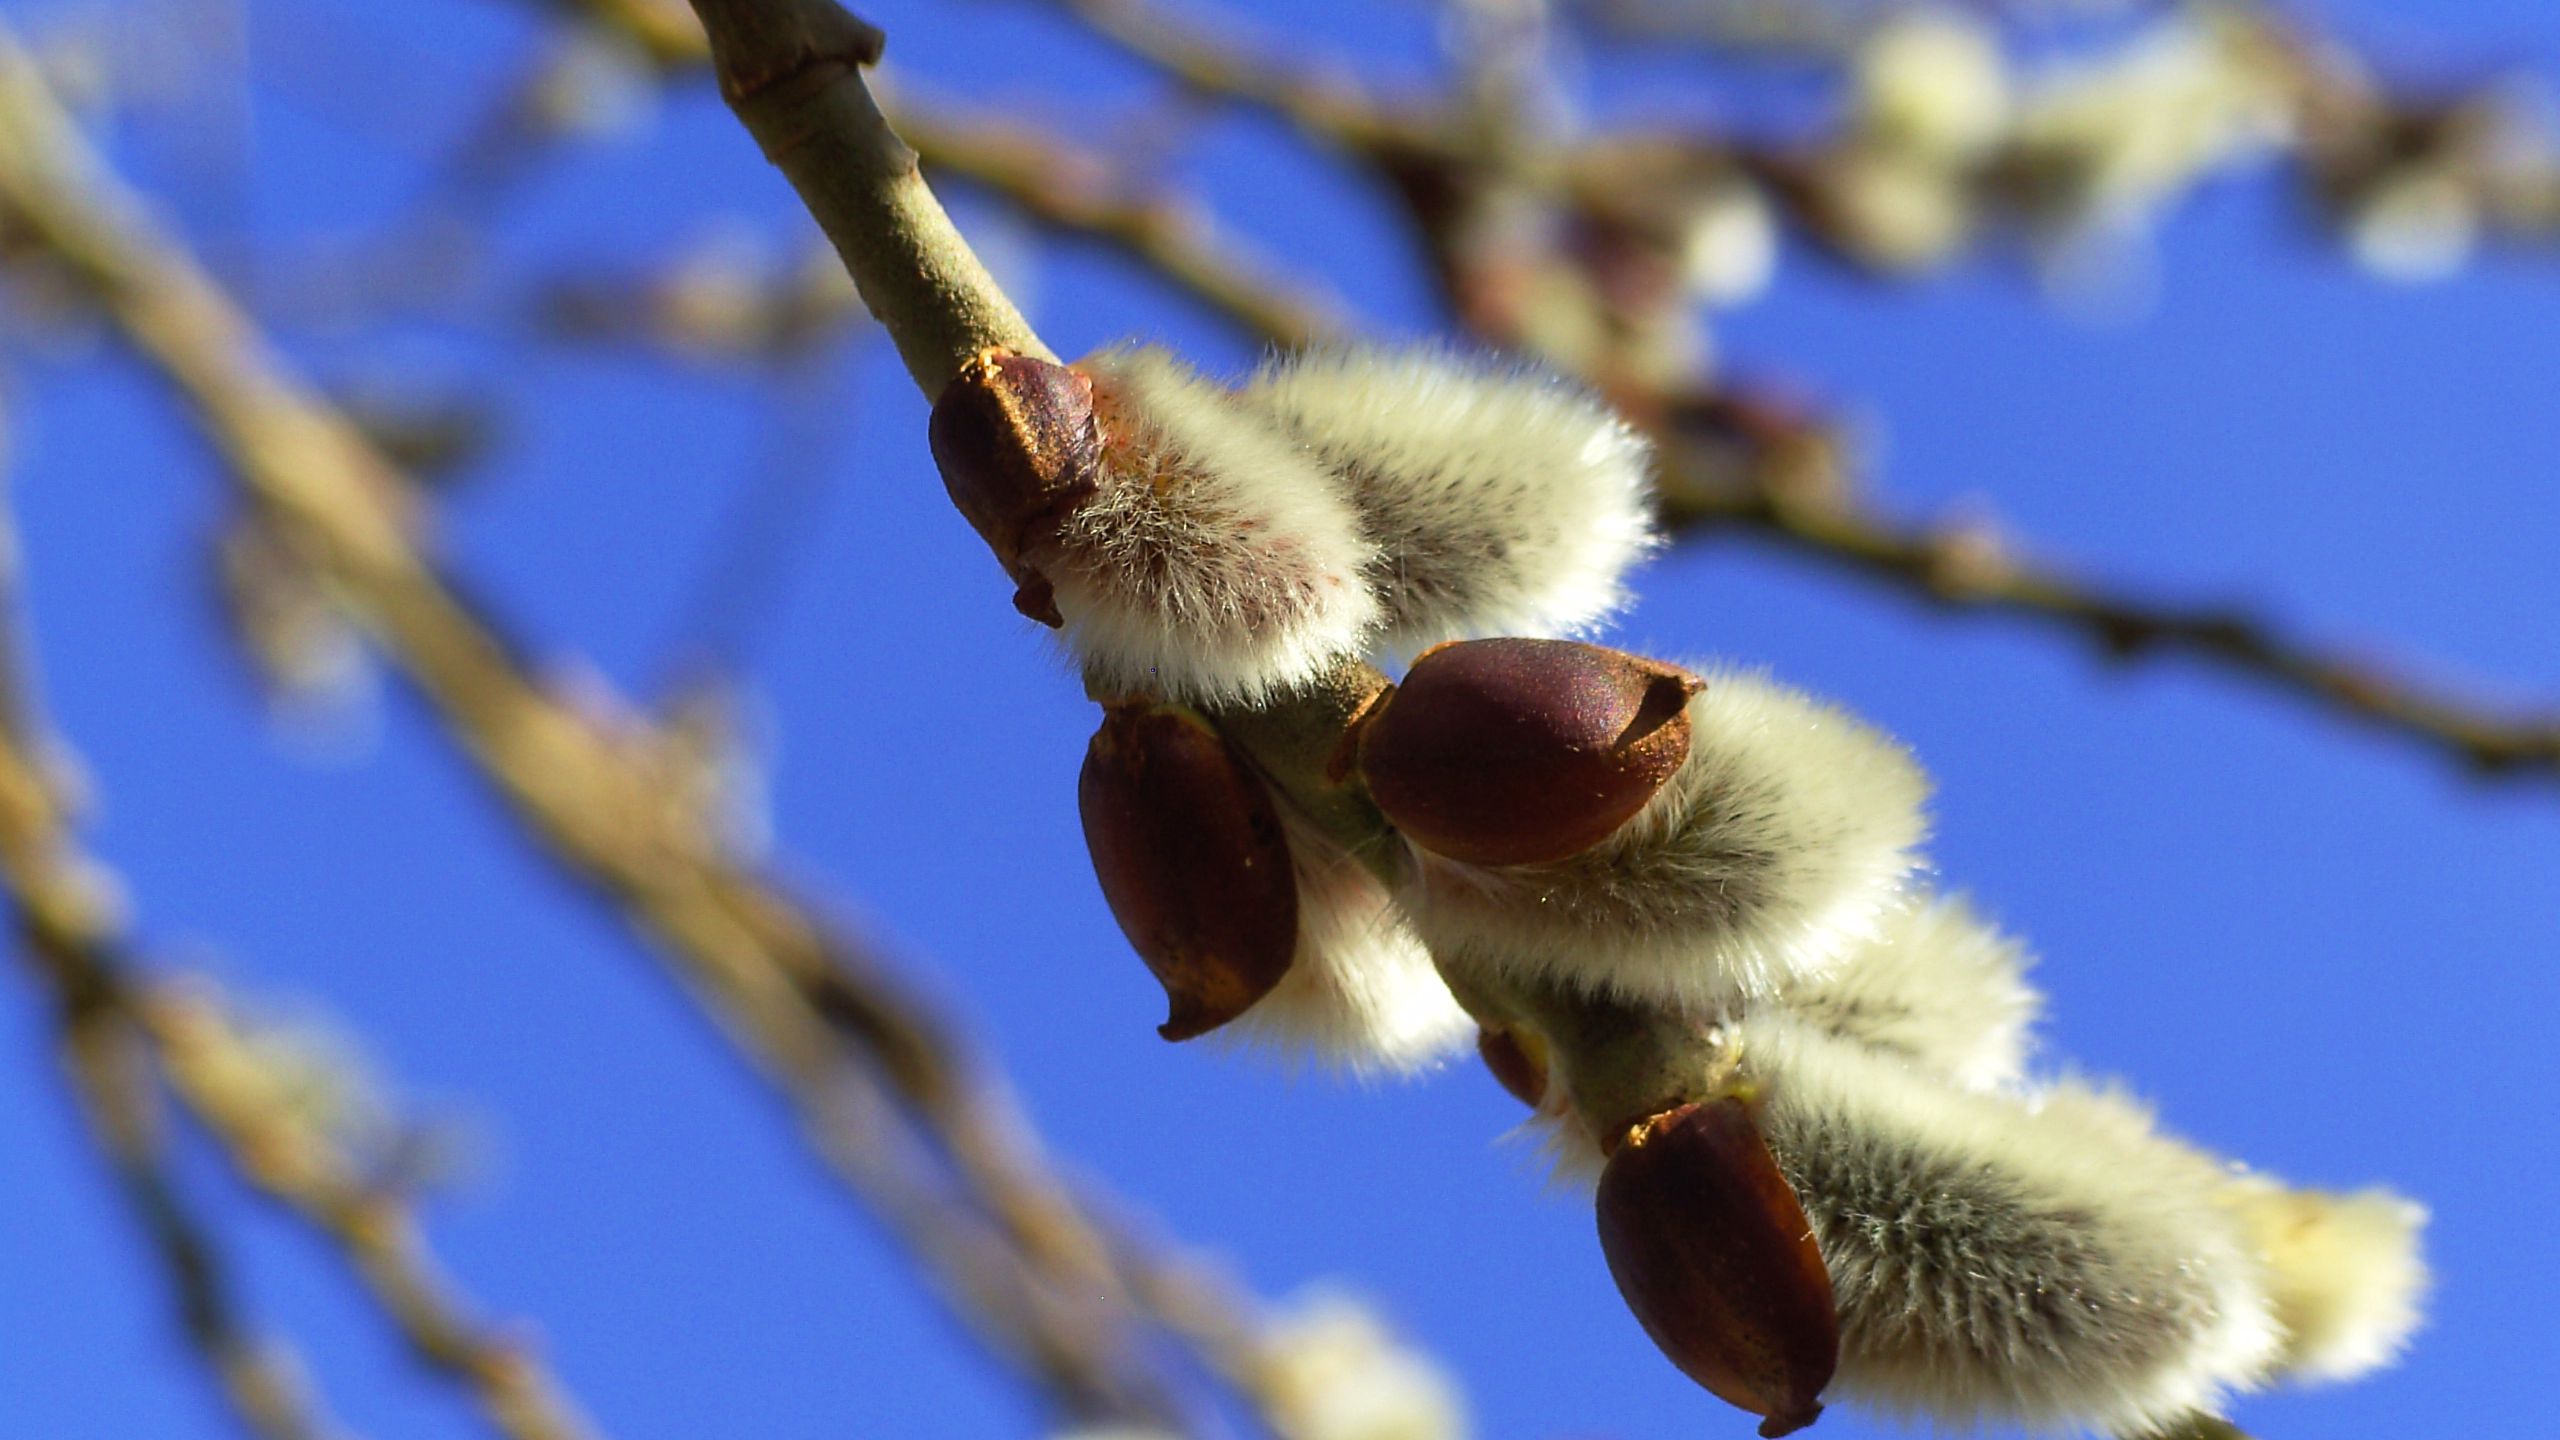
<box><xmin>1741</xmin><ymin>1019</ymin><xmax>2283</xmax><ymax>1436</ymax></box>
<box><xmin>1405</xmin><ymin>669</ymin><xmax>1929</xmax><ymax>1010</ymax></box>
<box><xmin>1220</xmin><ymin>814</ymin><xmax>1474</xmax><ymax>1074</ymax></box>
<box><xmin>1768</xmin><ymin>889</ymin><xmax>2040</xmax><ymax>1090</ymax></box>
<box><xmin>1242</xmin><ymin>345</ymin><xmax>1658</xmax><ymax>655</ymax></box>
<box><xmin>1058</xmin><ymin>346</ymin><xmax>1381</xmax><ymax>703</ymax></box>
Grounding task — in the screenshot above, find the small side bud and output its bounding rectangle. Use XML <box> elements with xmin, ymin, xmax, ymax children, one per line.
<box><xmin>1476</xmin><ymin>1024</ymin><xmax>1549</xmax><ymax>1109</ymax></box>
<box><xmin>1359</xmin><ymin>639</ymin><xmax>1703</xmax><ymax>867</ymax></box>
<box><xmin>928</xmin><ymin>350</ymin><xmax>1103</xmax><ymax>625</ymax></box>
<box><xmin>1078</xmin><ymin>704</ymin><xmax>1298</xmax><ymax>1040</ymax></box>
<box><xmin>1597</xmin><ymin>1096</ymin><xmax>1839</xmax><ymax>1437</ymax></box>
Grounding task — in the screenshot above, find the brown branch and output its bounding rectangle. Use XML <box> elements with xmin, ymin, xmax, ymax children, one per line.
<box><xmin>0</xmin><ymin>454</ymin><xmax>591</xmax><ymax>1439</ymax></box>
<box><xmin>141</xmin><ymin>981</ymin><xmax>602</xmax><ymax>1440</ymax></box>
<box><xmin>891</xmin><ymin>89</ymin><xmax>1348</xmax><ymax>350</ymax></box>
<box><xmin>1659</xmin><ymin>478</ymin><xmax>2560</xmax><ymax>778</ymax></box>
<box><xmin>1024</xmin><ymin>0</ymin><xmax>2560</xmax><ymax>784</ymax></box>
<box><xmin>15</xmin><ymin>933</ymin><xmax>336</xmax><ymax>1440</ymax></box>
<box><xmin>0</xmin><ymin>27</ymin><xmax>1295</xmax><ymax>1433</ymax></box>
<box><xmin>691</xmin><ymin>0</ymin><xmax>1045</xmax><ymax>391</ymax></box>
<box><xmin>0</xmin><ymin>477</ymin><xmax>332</xmax><ymax>1439</ymax></box>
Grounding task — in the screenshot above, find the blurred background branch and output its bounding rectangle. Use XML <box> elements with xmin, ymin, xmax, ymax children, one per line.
<box><xmin>0</xmin><ymin>26</ymin><xmax>1326</xmax><ymax>1438</ymax></box>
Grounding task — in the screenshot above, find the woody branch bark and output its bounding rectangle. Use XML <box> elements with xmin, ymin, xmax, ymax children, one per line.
<box><xmin>670</xmin><ymin>2</ymin><xmax>1873</xmax><ymax>1404</ymax></box>
<box><xmin>523</xmin><ymin>0</ymin><xmax>2560</xmax><ymax>784</ymax></box>
<box><xmin>1018</xmin><ymin>0</ymin><xmax>2560</xmax><ymax>784</ymax></box>
<box><xmin>0</xmin><ymin>759</ymin><xmax>335</xmax><ymax>1440</ymax></box>
<box><xmin>0</xmin><ymin>28</ymin><xmax>1285</xmax><ymax>1433</ymax></box>
<box><xmin>0</xmin><ymin>469</ymin><xmax>588</xmax><ymax>1439</ymax></box>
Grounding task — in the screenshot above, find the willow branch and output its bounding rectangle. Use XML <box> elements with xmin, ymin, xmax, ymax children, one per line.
<box><xmin>0</xmin><ymin>29</ymin><xmax>1279</xmax><ymax>1430</ymax></box>
<box><xmin>691</xmin><ymin>0</ymin><xmax>1044</xmax><ymax>391</ymax></box>
<box><xmin>12</xmin><ymin>932</ymin><xmax>334</xmax><ymax>1440</ymax></box>
<box><xmin>1034</xmin><ymin>0</ymin><xmax>2560</xmax><ymax>784</ymax></box>
<box><xmin>0</xmin><ymin>488</ymin><xmax>327</xmax><ymax>1440</ymax></box>
<box><xmin>892</xmin><ymin>91</ymin><xmax>1347</xmax><ymax>349</ymax></box>
<box><xmin>1663</xmin><ymin>482</ymin><xmax>2560</xmax><ymax>776</ymax></box>
<box><xmin>141</xmin><ymin>981</ymin><xmax>602</xmax><ymax>1440</ymax></box>
<box><xmin>0</xmin><ymin>471</ymin><xmax>589</xmax><ymax>1439</ymax></box>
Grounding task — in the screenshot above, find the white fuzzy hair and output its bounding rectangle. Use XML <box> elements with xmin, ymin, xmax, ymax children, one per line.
<box><xmin>1739</xmin><ymin>1018</ymin><xmax>2284</xmax><ymax>1436</ymax></box>
<box><xmin>1241</xmin><ymin>344</ymin><xmax>1659</xmax><ymax>655</ymax></box>
<box><xmin>1054</xmin><ymin>347</ymin><xmax>1381</xmax><ymax>704</ymax></box>
<box><xmin>1406</xmin><ymin>669</ymin><xmax>1930</xmax><ymax>1012</ymax></box>
<box><xmin>1769</xmin><ymin>889</ymin><xmax>2040</xmax><ymax>1091</ymax></box>
<box><xmin>2220</xmin><ymin>1177</ymin><xmax>2429</xmax><ymax>1385</ymax></box>
<box><xmin>1219</xmin><ymin>814</ymin><xmax>1475</xmax><ymax>1076</ymax></box>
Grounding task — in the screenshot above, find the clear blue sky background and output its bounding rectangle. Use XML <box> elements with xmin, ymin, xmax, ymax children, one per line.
<box><xmin>2</xmin><ymin>1</ymin><xmax>2555</xmax><ymax>1437</ymax></box>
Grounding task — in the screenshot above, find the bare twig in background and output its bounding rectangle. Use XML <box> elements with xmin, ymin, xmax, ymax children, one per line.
<box><xmin>892</xmin><ymin>90</ymin><xmax>1347</xmax><ymax>349</ymax></box>
<box><xmin>1659</xmin><ymin>484</ymin><xmax>2560</xmax><ymax>776</ymax></box>
<box><xmin>997</xmin><ymin>0</ymin><xmax>2560</xmax><ymax>784</ymax></box>
<box><xmin>0</xmin><ymin>30</ymin><xmax>1316</xmax><ymax>1435</ymax></box>
<box><xmin>0</xmin><ymin>468</ymin><xmax>594</xmax><ymax>1438</ymax></box>
<box><xmin>140</xmin><ymin>979</ymin><xmax>603</xmax><ymax>1440</ymax></box>
<box><xmin>516</xmin><ymin>0</ymin><xmax>2560</xmax><ymax>784</ymax></box>
<box><xmin>1</xmin><ymin>780</ymin><xmax>336</xmax><ymax>1440</ymax></box>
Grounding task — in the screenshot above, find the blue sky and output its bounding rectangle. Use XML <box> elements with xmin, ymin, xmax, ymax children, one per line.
<box><xmin>1</xmin><ymin>1</ymin><xmax>2555</xmax><ymax>1437</ymax></box>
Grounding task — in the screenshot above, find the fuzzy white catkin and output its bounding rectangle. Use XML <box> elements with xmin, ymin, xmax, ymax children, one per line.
<box><xmin>1740</xmin><ymin>1018</ymin><xmax>2283</xmax><ymax>1436</ymax></box>
<box><xmin>2222</xmin><ymin>1178</ymin><xmax>2430</xmax><ymax>1385</ymax></box>
<box><xmin>1261</xmin><ymin>1290</ymin><xmax>1470</xmax><ymax>1440</ymax></box>
<box><xmin>1855</xmin><ymin>8</ymin><xmax>2013</xmax><ymax>164</ymax></box>
<box><xmin>1770</xmin><ymin>888</ymin><xmax>2039</xmax><ymax>1091</ymax></box>
<box><xmin>1406</xmin><ymin>669</ymin><xmax>1929</xmax><ymax>1012</ymax></box>
<box><xmin>1055</xmin><ymin>346</ymin><xmax>1381</xmax><ymax>704</ymax></box>
<box><xmin>1240</xmin><ymin>345</ymin><xmax>1658</xmax><ymax>656</ymax></box>
<box><xmin>1221</xmin><ymin>814</ymin><xmax>1474</xmax><ymax>1075</ymax></box>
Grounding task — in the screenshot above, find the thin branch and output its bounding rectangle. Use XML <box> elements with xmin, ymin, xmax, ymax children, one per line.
<box><xmin>1051</xmin><ymin>0</ymin><xmax>1417</xmax><ymax>154</ymax></box>
<box><xmin>0</xmin><ymin>29</ymin><xmax>1291</xmax><ymax>1432</ymax></box>
<box><xmin>691</xmin><ymin>0</ymin><xmax>1046</xmax><ymax>390</ymax></box>
<box><xmin>139</xmin><ymin>981</ymin><xmax>602</xmax><ymax>1440</ymax></box>
<box><xmin>0</xmin><ymin>480</ymin><xmax>334</xmax><ymax>1439</ymax></box>
<box><xmin>892</xmin><ymin>89</ymin><xmax>1348</xmax><ymax>350</ymax></box>
<box><xmin>1032</xmin><ymin>0</ymin><xmax>2560</xmax><ymax>784</ymax></box>
<box><xmin>16</xmin><ymin>939</ymin><xmax>336</xmax><ymax>1440</ymax></box>
<box><xmin>1633</xmin><ymin>360</ymin><xmax>2560</xmax><ymax>780</ymax></box>
<box><xmin>0</xmin><ymin>474</ymin><xmax>591</xmax><ymax>1440</ymax></box>
<box><xmin>1664</xmin><ymin>482</ymin><xmax>2560</xmax><ymax>777</ymax></box>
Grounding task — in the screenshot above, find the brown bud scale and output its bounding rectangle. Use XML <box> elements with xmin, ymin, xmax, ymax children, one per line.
<box><xmin>1596</xmin><ymin>1096</ymin><xmax>1839</xmax><ymax>1437</ymax></box>
<box><xmin>929</xmin><ymin>349</ymin><xmax>1103</xmax><ymax>626</ymax></box>
<box><xmin>1078</xmin><ymin>703</ymin><xmax>1299</xmax><ymax>1040</ymax></box>
<box><xmin>1359</xmin><ymin>638</ymin><xmax>1702</xmax><ymax>867</ymax></box>
<box><xmin>1476</xmin><ymin>1024</ymin><xmax>1549</xmax><ymax>1109</ymax></box>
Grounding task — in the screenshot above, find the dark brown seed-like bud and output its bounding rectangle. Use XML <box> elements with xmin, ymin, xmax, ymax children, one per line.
<box><xmin>1595</xmin><ymin>1096</ymin><xmax>1838</xmax><ymax>1438</ymax></box>
<box><xmin>1477</xmin><ymin>1024</ymin><xmax>1549</xmax><ymax>1109</ymax></box>
<box><xmin>1078</xmin><ymin>703</ymin><xmax>1299</xmax><ymax>1041</ymax></box>
<box><xmin>1358</xmin><ymin>638</ymin><xmax>1703</xmax><ymax>867</ymax></box>
<box><xmin>929</xmin><ymin>349</ymin><xmax>1104</xmax><ymax>626</ymax></box>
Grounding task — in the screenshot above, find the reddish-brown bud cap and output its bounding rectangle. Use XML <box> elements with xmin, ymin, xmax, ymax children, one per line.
<box><xmin>1596</xmin><ymin>1097</ymin><xmax>1838</xmax><ymax>1437</ymax></box>
<box><xmin>1477</xmin><ymin>1024</ymin><xmax>1549</xmax><ymax>1109</ymax></box>
<box><xmin>1078</xmin><ymin>704</ymin><xmax>1299</xmax><ymax>1041</ymax></box>
<box><xmin>1358</xmin><ymin>639</ymin><xmax>1703</xmax><ymax>866</ymax></box>
<box><xmin>929</xmin><ymin>349</ymin><xmax>1103</xmax><ymax>626</ymax></box>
